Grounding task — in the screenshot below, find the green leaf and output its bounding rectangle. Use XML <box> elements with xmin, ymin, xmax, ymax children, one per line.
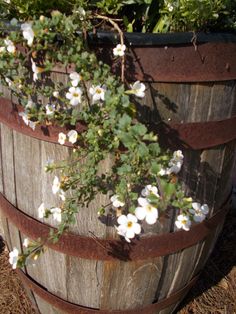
<box><xmin>131</xmin><ymin>123</ymin><xmax>147</xmax><ymax>136</ymax></box>
<box><xmin>137</xmin><ymin>142</ymin><xmax>149</xmax><ymax>158</ymax></box>
<box><xmin>118</xmin><ymin>114</ymin><xmax>132</xmax><ymax>130</ymax></box>
<box><xmin>148</xmin><ymin>143</ymin><xmax>160</xmax><ymax>155</ymax></box>
<box><xmin>150</xmin><ymin>162</ymin><xmax>160</xmax><ymax>175</ymax></box>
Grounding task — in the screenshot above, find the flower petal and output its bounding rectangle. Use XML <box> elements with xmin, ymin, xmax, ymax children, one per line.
<box><xmin>135</xmin><ymin>206</ymin><xmax>146</xmax><ymax>221</ymax></box>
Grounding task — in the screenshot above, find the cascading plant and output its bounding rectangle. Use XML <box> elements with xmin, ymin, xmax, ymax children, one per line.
<box><xmin>0</xmin><ymin>0</ymin><xmax>230</xmax><ymax>269</ymax></box>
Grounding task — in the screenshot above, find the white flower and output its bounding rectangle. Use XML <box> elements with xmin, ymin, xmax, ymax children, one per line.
<box><xmin>69</xmin><ymin>72</ymin><xmax>82</xmax><ymax>87</ymax></box>
<box><xmin>53</xmin><ymin>90</ymin><xmax>59</xmax><ymax>98</ymax></box>
<box><xmin>26</xmin><ymin>99</ymin><xmax>35</xmax><ymax>109</ymax></box>
<box><xmin>158</xmin><ymin>168</ymin><xmax>167</xmax><ymax>176</ymax></box>
<box><xmin>52</xmin><ymin>176</ymin><xmax>60</xmax><ymax>194</ymax></box>
<box><xmin>110</xmin><ymin>194</ymin><xmax>125</xmax><ymax>208</ymax></box>
<box><xmin>50</xmin><ymin>207</ymin><xmax>62</xmax><ymax>223</ymax></box>
<box><xmin>113</xmin><ymin>44</ymin><xmax>126</xmax><ymax>57</ymax></box>
<box><xmin>189</xmin><ymin>202</ymin><xmax>209</xmax><ymax>222</ymax></box>
<box><xmin>4</xmin><ymin>39</ymin><xmax>15</xmax><ymax>53</ymax></box>
<box><xmin>167</xmin><ymin>150</ymin><xmax>184</xmax><ymax>174</ymax></box>
<box><xmin>141</xmin><ymin>185</ymin><xmax>159</xmax><ymax>198</ymax></box>
<box><xmin>116</xmin><ymin>214</ymin><xmax>141</xmax><ymax>242</ymax></box>
<box><xmin>59</xmin><ymin>190</ymin><xmax>66</xmax><ymax>201</ymax></box>
<box><xmin>130</xmin><ymin>81</ymin><xmax>146</xmax><ymax>98</ymax></box>
<box><xmin>19</xmin><ymin>112</ymin><xmax>36</xmax><ymax>130</ymax></box>
<box><xmin>67</xmin><ymin>130</ymin><xmax>78</xmax><ymax>144</ymax></box>
<box><xmin>89</xmin><ymin>85</ymin><xmax>106</xmax><ymax>103</ymax></box>
<box><xmin>21</xmin><ymin>23</ymin><xmax>34</xmax><ymax>46</ymax></box>
<box><xmin>9</xmin><ymin>248</ymin><xmax>19</xmax><ymax>269</ymax></box>
<box><xmin>38</xmin><ymin>202</ymin><xmax>45</xmax><ymax>219</ymax></box>
<box><xmin>173</xmin><ymin>150</ymin><xmax>184</xmax><ymax>161</ymax></box>
<box><xmin>167</xmin><ymin>161</ymin><xmax>183</xmax><ymax>175</ymax></box>
<box><xmin>58</xmin><ymin>132</ymin><xmax>66</xmax><ymax>145</ymax></box>
<box><xmin>45</xmin><ymin>103</ymin><xmax>55</xmax><ymax>115</ymax></box>
<box><xmin>5</xmin><ymin>77</ymin><xmax>13</xmax><ymax>87</ymax></box>
<box><xmin>0</xmin><ymin>47</ymin><xmax>6</xmax><ymax>53</ymax></box>
<box><xmin>167</xmin><ymin>3</ymin><xmax>174</xmax><ymax>12</ymax></box>
<box><xmin>135</xmin><ymin>197</ymin><xmax>158</xmax><ymax>225</ymax></box>
<box><xmin>66</xmin><ymin>86</ymin><xmax>82</xmax><ymax>106</ymax></box>
<box><xmin>23</xmin><ymin>238</ymin><xmax>29</xmax><ymax>248</ymax></box>
<box><xmin>31</xmin><ymin>58</ymin><xmax>43</xmax><ymax>82</ymax></box>
<box><xmin>175</xmin><ymin>214</ymin><xmax>191</xmax><ymax>231</ymax></box>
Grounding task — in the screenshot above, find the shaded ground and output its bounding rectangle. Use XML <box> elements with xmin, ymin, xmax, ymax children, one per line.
<box><xmin>0</xmin><ymin>202</ymin><xmax>235</xmax><ymax>314</ymax></box>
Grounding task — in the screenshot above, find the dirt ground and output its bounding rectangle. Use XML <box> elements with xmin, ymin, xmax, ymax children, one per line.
<box><xmin>0</xmin><ymin>203</ymin><xmax>235</xmax><ymax>314</ymax></box>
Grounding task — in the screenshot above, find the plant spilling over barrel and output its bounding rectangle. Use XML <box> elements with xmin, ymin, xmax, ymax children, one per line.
<box><xmin>1</xmin><ymin>0</ymin><xmax>235</xmax><ymax>269</ymax></box>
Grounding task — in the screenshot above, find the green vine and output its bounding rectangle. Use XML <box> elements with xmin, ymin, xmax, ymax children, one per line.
<box><xmin>0</xmin><ymin>3</ymin><xmax>213</xmax><ymax>268</ymax></box>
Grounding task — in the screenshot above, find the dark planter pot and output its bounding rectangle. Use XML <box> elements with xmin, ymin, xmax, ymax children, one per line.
<box><xmin>0</xmin><ymin>31</ymin><xmax>236</xmax><ymax>314</ymax></box>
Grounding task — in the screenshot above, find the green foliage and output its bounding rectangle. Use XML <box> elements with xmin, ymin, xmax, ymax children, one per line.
<box><xmin>0</xmin><ymin>0</ymin><xmax>222</xmax><ymax>267</ymax></box>
<box><xmin>0</xmin><ymin>0</ymin><xmax>235</xmax><ymax>32</ymax></box>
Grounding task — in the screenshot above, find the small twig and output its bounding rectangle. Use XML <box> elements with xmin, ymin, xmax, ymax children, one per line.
<box><xmin>93</xmin><ymin>14</ymin><xmax>125</xmax><ymax>82</ymax></box>
<box><xmin>191</xmin><ymin>31</ymin><xmax>198</xmax><ymax>51</ymax></box>
<box><xmin>89</xmin><ymin>231</ymin><xmax>108</xmax><ymax>251</ymax></box>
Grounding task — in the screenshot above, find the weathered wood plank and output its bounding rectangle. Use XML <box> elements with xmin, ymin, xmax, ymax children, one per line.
<box><xmin>100</xmin><ymin>258</ymin><xmax>163</xmax><ymax>310</ymax></box>
<box><xmin>0</xmin><ymin>124</ymin><xmax>16</xmax><ymax>205</ymax></box>
<box><xmin>0</xmin><ymin>124</ymin><xmax>3</xmax><ymax>194</ymax></box>
<box><xmin>34</xmin><ymin>295</ymin><xmax>63</xmax><ymax>314</ymax></box>
<box><xmin>0</xmin><ymin>73</ymin><xmax>235</xmax><ymax>314</ymax></box>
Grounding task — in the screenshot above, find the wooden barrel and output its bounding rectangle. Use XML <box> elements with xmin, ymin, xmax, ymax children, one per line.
<box><xmin>0</xmin><ymin>32</ymin><xmax>236</xmax><ymax>314</ymax></box>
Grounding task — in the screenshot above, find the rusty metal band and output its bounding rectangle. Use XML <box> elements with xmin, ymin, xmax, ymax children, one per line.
<box><xmin>106</xmin><ymin>42</ymin><xmax>236</xmax><ymax>82</ymax></box>
<box><xmin>1</xmin><ymin>97</ymin><xmax>236</xmax><ymax>150</ymax></box>
<box><xmin>157</xmin><ymin>116</ymin><xmax>236</xmax><ymax>150</ymax></box>
<box><xmin>0</xmin><ymin>97</ymin><xmax>86</xmax><ymax>148</ymax></box>
<box><xmin>17</xmin><ymin>269</ymin><xmax>199</xmax><ymax>314</ymax></box>
<box><xmin>0</xmin><ymin>192</ymin><xmax>230</xmax><ymax>261</ymax></box>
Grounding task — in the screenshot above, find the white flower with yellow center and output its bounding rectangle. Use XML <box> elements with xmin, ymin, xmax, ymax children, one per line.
<box><xmin>113</xmin><ymin>44</ymin><xmax>126</xmax><ymax>57</ymax></box>
<box><xmin>135</xmin><ymin>197</ymin><xmax>158</xmax><ymax>225</ymax></box>
<box><xmin>141</xmin><ymin>185</ymin><xmax>159</xmax><ymax>198</ymax></box>
<box><xmin>4</xmin><ymin>39</ymin><xmax>15</xmax><ymax>53</ymax></box>
<box><xmin>38</xmin><ymin>202</ymin><xmax>45</xmax><ymax>219</ymax></box>
<box><xmin>67</xmin><ymin>130</ymin><xmax>78</xmax><ymax>144</ymax></box>
<box><xmin>116</xmin><ymin>213</ymin><xmax>141</xmax><ymax>242</ymax></box>
<box><xmin>9</xmin><ymin>248</ymin><xmax>19</xmax><ymax>269</ymax></box>
<box><xmin>89</xmin><ymin>85</ymin><xmax>106</xmax><ymax>103</ymax></box>
<box><xmin>189</xmin><ymin>202</ymin><xmax>209</xmax><ymax>222</ymax></box>
<box><xmin>69</xmin><ymin>72</ymin><xmax>82</xmax><ymax>87</ymax></box>
<box><xmin>66</xmin><ymin>86</ymin><xmax>82</xmax><ymax>106</ymax></box>
<box><xmin>175</xmin><ymin>214</ymin><xmax>191</xmax><ymax>231</ymax></box>
<box><xmin>31</xmin><ymin>58</ymin><xmax>44</xmax><ymax>82</ymax></box>
<box><xmin>50</xmin><ymin>207</ymin><xmax>62</xmax><ymax>223</ymax></box>
<box><xmin>58</xmin><ymin>132</ymin><xmax>66</xmax><ymax>145</ymax></box>
<box><xmin>21</xmin><ymin>22</ymin><xmax>34</xmax><ymax>46</ymax></box>
<box><xmin>130</xmin><ymin>81</ymin><xmax>146</xmax><ymax>98</ymax></box>
<box><xmin>110</xmin><ymin>194</ymin><xmax>125</xmax><ymax>208</ymax></box>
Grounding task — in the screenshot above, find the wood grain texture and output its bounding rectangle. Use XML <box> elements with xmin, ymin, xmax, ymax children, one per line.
<box><xmin>0</xmin><ymin>75</ymin><xmax>235</xmax><ymax>314</ymax></box>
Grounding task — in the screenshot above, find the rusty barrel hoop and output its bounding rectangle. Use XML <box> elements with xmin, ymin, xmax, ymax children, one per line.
<box><xmin>0</xmin><ymin>31</ymin><xmax>236</xmax><ymax>314</ymax></box>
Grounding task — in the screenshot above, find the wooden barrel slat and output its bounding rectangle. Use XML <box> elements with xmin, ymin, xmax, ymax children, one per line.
<box><xmin>0</xmin><ymin>37</ymin><xmax>236</xmax><ymax>313</ymax></box>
